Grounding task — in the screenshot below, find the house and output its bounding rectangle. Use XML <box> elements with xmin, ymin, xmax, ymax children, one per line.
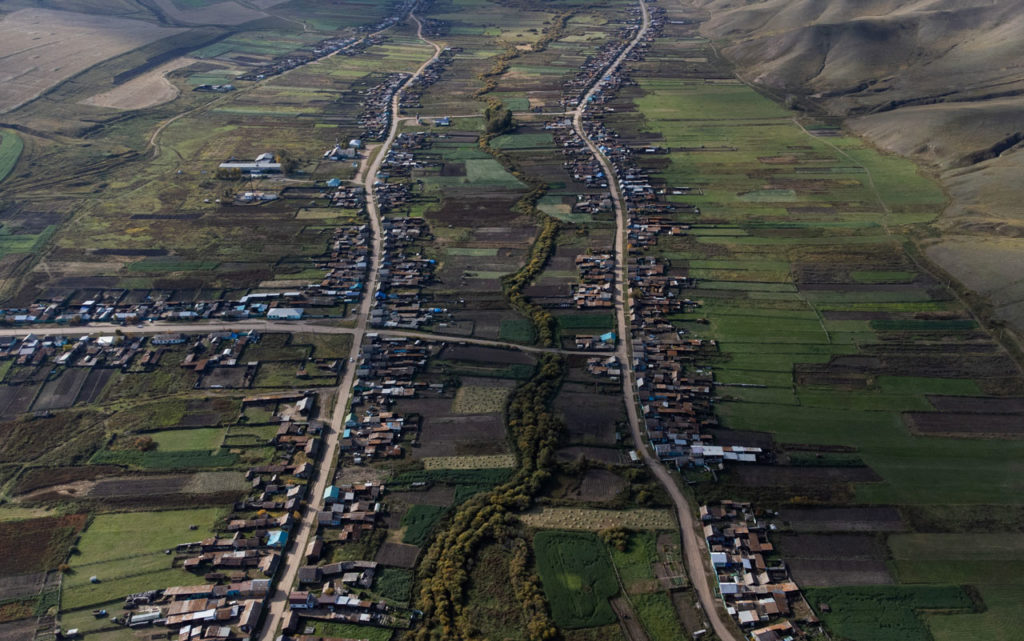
<box><xmin>434</xmin><ymin>116</ymin><xmax>451</xmax><ymax>126</ymax></box>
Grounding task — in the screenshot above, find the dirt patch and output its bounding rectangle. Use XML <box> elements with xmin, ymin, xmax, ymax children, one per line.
<box><xmin>80</xmin><ymin>57</ymin><xmax>195</xmax><ymax>111</ymax></box>
<box><xmin>779</xmin><ymin>506</ymin><xmax>904</xmax><ymax>533</ymax></box>
<box><xmin>440</xmin><ymin>345</ymin><xmax>534</xmax><ymax>365</ymax></box>
<box><xmin>0</xmin><ymin>619</ymin><xmax>35</xmax><ymax>641</ymax></box>
<box><xmin>375</xmin><ymin>542</ymin><xmax>420</xmax><ymax>568</ymax></box>
<box><xmin>32</xmin><ymin>368</ymin><xmax>90</xmax><ymax>412</ymax></box>
<box><xmin>733</xmin><ymin>465</ymin><xmax>881</xmax><ymax>485</ymax></box>
<box><xmin>926</xmin><ymin>396</ymin><xmax>1024</xmax><ymax>413</ymax></box>
<box><xmin>777</xmin><ymin>534</ymin><xmax>893</xmax><ymax>587</ymax></box>
<box><xmin>416</xmin><ymin>413</ymin><xmax>508</xmax><ymax>457</ymax></box>
<box><xmin>610</xmin><ymin>596</ymin><xmax>649</xmax><ymax>641</ymax></box>
<box><xmin>519</xmin><ymin>507</ymin><xmax>673</xmax><ymax>531</ymax></box>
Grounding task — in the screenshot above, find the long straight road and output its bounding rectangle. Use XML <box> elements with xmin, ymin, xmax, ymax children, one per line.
<box><xmin>572</xmin><ymin>3</ymin><xmax>743</xmax><ymax>641</ymax></box>
<box><xmin>255</xmin><ymin>8</ymin><xmax>443</xmax><ymax>639</ymax></box>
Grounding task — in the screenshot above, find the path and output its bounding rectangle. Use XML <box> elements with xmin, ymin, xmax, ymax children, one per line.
<box><xmin>572</xmin><ymin>2</ymin><xmax>743</xmax><ymax>641</ymax></box>
<box><xmin>255</xmin><ymin>7</ymin><xmax>443</xmax><ymax>639</ymax></box>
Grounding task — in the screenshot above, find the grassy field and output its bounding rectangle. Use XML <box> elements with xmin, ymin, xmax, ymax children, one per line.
<box><xmin>62</xmin><ymin>508</ymin><xmax>224</xmax><ymax>610</ymax></box>
<box><xmin>804</xmin><ymin>586</ymin><xmax>976</xmax><ymax>641</ymax></box>
<box><xmin>534</xmin><ymin>530</ymin><xmax>619</xmax><ymax>629</ymax></box>
<box><xmin>401</xmin><ymin>504</ymin><xmax>447</xmax><ymax>546</ymax></box>
<box><xmin>149</xmin><ymin>427</ymin><xmax>224</xmax><ymax>452</ymax></box>
<box><xmin>0</xmin><ymin>130</ymin><xmax>24</xmax><ymax>183</ymax></box>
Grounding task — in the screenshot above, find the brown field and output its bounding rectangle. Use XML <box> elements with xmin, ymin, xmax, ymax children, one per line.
<box><xmin>927</xmin><ymin>396</ymin><xmax>1024</xmax><ymax>413</ymax></box>
<box><xmin>776</xmin><ymin>533</ymin><xmax>893</xmax><ymax>587</ymax></box>
<box><xmin>556</xmin><ymin>390</ymin><xmax>624</xmax><ymax>446</ymax></box>
<box><xmin>904</xmin><ymin>411</ymin><xmax>1024</xmax><ymax>436</ymax></box>
<box><xmin>80</xmin><ymin>57</ymin><xmax>195</xmax><ymax>111</ymax></box>
<box><xmin>734</xmin><ymin>464</ymin><xmax>881</xmax><ymax>486</ymax></box>
<box><xmin>0</xmin><ymin>513</ymin><xmax>87</xmax><ymax>577</ymax></box>
<box><xmin>0</xmin><ymin>619</ymin><xmax>34</xmax><ymax>641</ymax></box>
<box><xmin>0</xmin><ymin>8</ymin><xmax>182</xmax><ymax>113</ymax></box>
<box><xmin>440</xmin><ymin>345</ymin><xmax>534</xmax><ymax>365</ymax></box>
<box><xmin>375</xmin><ymin>542</ymin><xmax>420</xmax><ymax>568</ymax></box>
<box><xmin>779</xmin><ymin>506</ymin><xmax>905</xmax><ymax>533</ymax></box>
<box><xmin>415</xmin><ymin>412</ymin><xmax>508</xmax><ymax>458</ymax></box>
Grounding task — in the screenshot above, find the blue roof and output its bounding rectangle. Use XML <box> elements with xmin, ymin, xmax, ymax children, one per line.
<box><xmin>326</xmin><ymin>178</ymin><xmax>342</xmax><ymax>187</ymax></box>
<box><xmin>323</xmin><ymin>485</ymin><xmax>340</xmax><ymax>501</ymax></box>
<box><xmin>267</xmin><ymin>530</ymin><xmax>288</xmax><ymax>547</ymax></box>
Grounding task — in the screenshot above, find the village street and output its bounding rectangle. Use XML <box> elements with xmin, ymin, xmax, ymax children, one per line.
<box><xmin>572</xmin><ymin>2</ymin><xmax>744</xmax><ymax>640</ymax></box>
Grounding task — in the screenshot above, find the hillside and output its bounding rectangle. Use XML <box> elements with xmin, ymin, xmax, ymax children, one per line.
<box><xmin>691</xmin><ymin>0</ymin><xmax>1024</xmax><ymax>346</ymax></box>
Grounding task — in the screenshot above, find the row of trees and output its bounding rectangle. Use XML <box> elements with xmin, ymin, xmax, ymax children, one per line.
<box><xmin>407</xmin><ymin>355</ymin><xmax>567</xmax><ymax>641</ymax></box>
<box><xmin>473</xmin><ymin>11</ymin><xmax>573</xmax><ymax>98</ymax></box>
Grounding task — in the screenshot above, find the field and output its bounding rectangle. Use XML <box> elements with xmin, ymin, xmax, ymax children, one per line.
<box><xmin>400</xmin><ymin>504</ymin><xmax>446</xmax><ymax>546</ymax></box>
<box><xmin>804</xmin><ymin>586</ymin><xmax>976</xmax><ymax>641</ymax></box>
<box><xmin>80</xmin><ymin>57</ymin><xmax>195</xmax><ymax>111</ymax></box>
<box><xmin>0</xmin><ymin>9</ymin><xmax>182</xmax><ymax>113</ymax></box>
<box><xmin>521</xmin><ymin>508</ymin><xmax>675</xmax><ymax>531</ymax></box>
<box><xmin>62</xmin><ymin>508</ymin><xmax>225</xmax><ymax>610</ymax></box>
<box><xmin>533</xmin><ymin>531</ymin><xmax>619</xmax><ymax>629</ymax></box>
<box><xmin>0</xmin><ymin>131</ymin><xmax>23</xmax><ymax>183</ymax></box>
<box><xmin>421</xmin><ymin>454</ymin><xmax>516</xmax><ymax>470</ymax></box>
<box><xmin>451</xmin><ymin>383</ymin><xmax>513</xmax><ymax>414</ymax></box>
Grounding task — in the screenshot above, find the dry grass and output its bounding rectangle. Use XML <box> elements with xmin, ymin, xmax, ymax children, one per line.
<box><xmin>0</xmin><ymin>8</ymin><xmax>182</xmax><ymax>113</ymax></box>
<box><xmin>80</xmin><ymin>57</ymin><xmax>196</xmax><ymax>111</ymax></box>
<box><xmin>422</xmin><ymin>454</ymin><xmax>516</xmax><ymax>470</ymax></box>
<box><xmin>520</xmin><ymin>507</ymin><xmax>674</xmax><ymax>531</ymax></box>
<box><xmin>451</xmin><ymin>385</ymin><xmax>512</xmax><ymax>414</ymax></box>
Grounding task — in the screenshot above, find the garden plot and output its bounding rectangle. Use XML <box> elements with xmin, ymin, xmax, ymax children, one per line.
<box><xmin>422</xmin><ymin>454</ymin><xmax>516</xmax><ymax>470</ymax></box>
<box><xmin>778</xmin><ymin>506</ymin><xmax>905</xmax><ymax>533</ymax></box>
<box><xmin>415</xmin><ymin>413</ymin><xmax>508</xmax><ymax>458</ymax></box>
<box><xmin>777</xmin><ymin>533</ymin><xmax>893</xmax><ymax>586</ymax></box>
<box><xmin>556</xmin><ymin>389</ymin><xmax>625</xmax><ymax>446</ymax></box>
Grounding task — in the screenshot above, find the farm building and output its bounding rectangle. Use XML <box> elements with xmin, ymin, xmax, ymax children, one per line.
<box><xmin>266</xmin><ymin>308</ymin><xmax>303</xmax><ymax>320</ymax></box>
<box><xmin>218</xmin><ymin>153</ymin><xmax>282</xmax><ymax>175</ymax></box>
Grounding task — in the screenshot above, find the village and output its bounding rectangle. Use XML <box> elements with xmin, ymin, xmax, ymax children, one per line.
<box><xmin>94</xmin><ymin>388</ymin><xmax>326</xmax><ymax>640</ymax></box>
<box><xmin>700</xmin><ymin>500</ymin><xmax>820</xmax><ymax>641</ymax></box>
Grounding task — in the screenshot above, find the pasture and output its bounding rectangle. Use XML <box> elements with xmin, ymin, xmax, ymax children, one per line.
<box><xmin>62</xmin><ymin>508</ymin><xmax>224</xmax><ymax>609</ymax></box>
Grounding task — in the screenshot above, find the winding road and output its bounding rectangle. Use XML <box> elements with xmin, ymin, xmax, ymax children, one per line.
<box><xmin>572</xmin><ymin>2</ymin><xmax>743</xmax><ymax>640</ymax></box>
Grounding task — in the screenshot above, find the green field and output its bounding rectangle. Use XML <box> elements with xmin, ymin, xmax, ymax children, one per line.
<box><xmin>804</xmin><ymin>586</ymin><xmax>976</xmax><ymax>641</ymax></box>
<box><xmin>0</xmin><ymin>130</ymin><xmax>24</xmax><ymax>183</ymax></box>
<box><xmin>149</xmin><ymin>428</ymin><xmax>224</xmax><ymax>452</ymax></box>
<box><xmin>63</xmin><ymin>509</ymin><xmax>224</xmax><ymax>610</ymax></box>
<box><xmin>401</xmin><ymin>504</ymin><xmax>446</xmax><ymax>546</ymax></box>
<box><xmin>534</xmin><ymin>531</ymin><xmax>618</xmax><ymax>629</ymax></box>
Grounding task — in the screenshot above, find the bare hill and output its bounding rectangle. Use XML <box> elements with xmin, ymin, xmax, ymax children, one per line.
<box><xmin>693</xmin><ymin>0</ymin><xmax>1024</xmax><ymax>345</ymax></box>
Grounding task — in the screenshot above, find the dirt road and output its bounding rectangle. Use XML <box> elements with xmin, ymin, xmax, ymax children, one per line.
<box><xmin>573</xmin><ymin>2</ymin><xmax>743</xmax><ymax>640</ymax></box>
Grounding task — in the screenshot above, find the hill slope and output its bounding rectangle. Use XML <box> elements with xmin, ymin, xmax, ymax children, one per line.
<box><xmin>693</xmin><ymin>0</ymin><xmax>1024</xmax><ymax>347</ymax></box>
